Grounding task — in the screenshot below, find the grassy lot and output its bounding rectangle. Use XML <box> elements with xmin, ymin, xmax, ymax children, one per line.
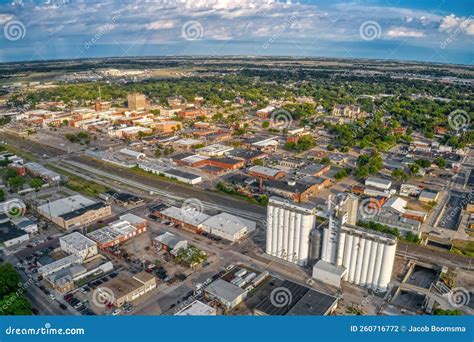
<box><xmin>130</xmin><ymin>166</ymin><xmax>193</xmax><ymax>187</ymax></box>
<box><xmin>451</xmin><ymin>239</ymin><xmax>474</xmax><ymax>258</ymax></box>
<box><xmin>47</xmin><ymin>164</ymin><xmax>110</xmax><ymax>198</ymax></box>
<box><xmin>4</xmin><ymin>144</ymin><xmax>38</xmax><ymax>162</ymax></box>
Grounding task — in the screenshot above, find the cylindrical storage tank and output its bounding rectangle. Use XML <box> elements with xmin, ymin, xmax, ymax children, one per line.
<box><xmin>321</xmin><ymin>227</ymin><xmax>330</xmax><ymax>262</ymax></box>
<box><xmin>342</xmin><ymin>233</ymin><xmax>353</xmax><ymax>281</ymax></box>
<box><xmin>298</xmin><ymin>213</ymin><xmax>312</xmax><ymax>266</ymax></box>
<box><xmin>309</xmin><ymin>228</ymin><xmax>322</xmax><ymax>262</ymax></box>
<box><xmin>353</xmin><ymin>237</ymin><xmax>366</xmax><ymax>285</ymax></box>
<box><xmin>275</xmin><ymin>208</ymin><xmax>284</xmax><ymax>257</ymax></box>
<box><xmin>360</xmin><ymin>239</ymin><xmax>372</xmax><ymax>287</ymax></box>
<box><xmin>265</xmin><ymin>206</ymin><xmax>274</xmax><ymax>255</ymax></box>
<box><xmin>288</xmin><ymin>212</ymin><xmax>296</xmax><ymax>261</ymax></box>
<box><xmin>336</xmin><ymin>231</ymin><xmax>346</xmax><ymax>266</ymax></box>
<box><xmin>365</xmin><ymin>240</ymin><xmax>377</xmax><ymax>287</ymax></box>
<box><xmin>293</xmin><ymin>213</ymin><xmax>301</xmax><ymax>263</ymax></box>
<box><xmin>283</xmin><ymin>211</ymin><xmax>292</xmax><ymax>260</ymax></box>
<box><xmin>378</xmin><ymin>243</ymin><xmax>396</xmax><ymax>291</ymax></box>
<box><xmin>348</xmin><ymin>235</ymin><xmax>359</xmax><ymax>282</ymax></box>
<box><xmin>372</xmin><ymin>242</ymin><xmax>385</xmax><ymax>289</ymax></box>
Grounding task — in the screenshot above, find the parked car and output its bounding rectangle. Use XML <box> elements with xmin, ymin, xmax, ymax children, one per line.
<box><xmin>59</xmin><ymin>303</ymin><xmax>67</xmax><ymax>310</ymax></box>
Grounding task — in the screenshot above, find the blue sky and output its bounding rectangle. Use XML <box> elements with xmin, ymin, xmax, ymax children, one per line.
<box><xmin>0</xmin><ymin>0</ymin><xmax>472</xmax><ymax>64</ymax></box>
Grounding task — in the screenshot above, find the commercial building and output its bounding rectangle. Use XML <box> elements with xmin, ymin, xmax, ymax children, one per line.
<box><xmin>265</xmin><ymin>178</ymin><xmax>329</xmax><ymax>202</ymax></box>
<box><xmin>419</xmin><ymin>190</ymin><xmax>439</xmax><ymax>203</ymax></box>
<box><xmin>24</xmin><ymin>162</ymin><xmax>61</xmax><ymax>184</ymax></box>
<box><xmin>153</xmin><ymin>232</ymin><xmax>188</xmax><ymax>255</ymax></box>
<box><xmin>175</xmin><ymin>300</ymin><xmax>217</xmax><ymax>316</ymax></box>
<box><xmin>138</xmin><ymin>162</ymin><xmax>203</xmax><ymax>185</ymax></box>
<box><xmin>127</xmin><ymin>93</ymin><xmax>147</xmax><ymax>111</ymax></box>
<box><xmin>254</xmin><ymin>279</ymin><xmax>338</xmax><ymax>316</ymax></box>
<box><xmin>46</xmin><ymin>259</ymin><xmax>113</xmax><ymax>293</ymax></box>
<box><xmin>248</xmin><ymin>165</ymin><xmax>286</xmax><ymax>180</ymax></box>
<box><xmin>365</xmin><ymin>177</ymin><xmax>392</xmax><ymax>190</ymax></box>
<box><xmin>196</xmin><ymin>144</ymin><xmax>234</xmax><ymax>157</ymax></box>
<box><xmin>37</xmin><ymin>195</ymin><xmax>112</xmax><ymax>231</ymax></box>
<box><xmin>155</xmin><ymin>121</ymin><xmax>182</xmax><ymax>134</ymax></box>
<box><xmin>59</xmin><ymin>232</ymin><xmax>98</xmax><ymax>262</ymax></box>
<box><xmin>100</xmin><ymin>271</ymin><xmax>156</xmax><ymax>307</ymax></box>
<box><xmin>199</xmin><ymin>212</ymin><xmax>256</xmax><ymax>242</ymax></box>
<box><xmin>38</xmin><ymin>254</ymin><xmax>82</xmax><ymax>277</ymax></box>
<box><xmin>0</xmin><ymin>221</ymin><xmax>29</xmax><ymax>247</ymax></box>
<box><xmin>265</xmin><ymin>197</ymin><xmax>317</xmax><ymax>266</ymax></box>
<box><xmin>154</xmin><ymin>206</ymin><xmax>210</xmax><ymax>232</ymax></box>
<box><xmin>87</xmin><ymin>215</ymin><xmax>147</xmax><ymax>249</ymax></box>
<box><xmin>204</xmin><ymin>279</ymin><xmax>247</xmax><ymax>309</ymax></box>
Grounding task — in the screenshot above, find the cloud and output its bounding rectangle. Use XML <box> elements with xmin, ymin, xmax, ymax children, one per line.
<box><xmin>146</xmin><ymin>20</ymin><xmax>177</xmax><ymax>30</ymax></box>
<box><xmin>386</xmin><ymin>27</ymin><xmax>425</xmax><ymax>38</ymax></box>
<box><xmin>439</xmin><ymin>14</ymin><xmax>474</xmax><ymax>35</ymax></box>
<box><xmin>0</xmin><ymin>13</ymin><xmax>14</xmax><ymax>24</ymax></box>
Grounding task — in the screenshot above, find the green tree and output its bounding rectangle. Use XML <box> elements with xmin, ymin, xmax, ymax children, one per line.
<box><xmin>8</xmin><ymin>176</ymin><xmax>25</xmax><ymax>192</ymax></box>
<box><xmin>434</xmin><ymin>157</ymin><xmax>446</xmax><ymax>168</ymax></box>
<box><xmin>262</xmin><ymin>121</ymin><xmax>270</xmax><ymax>129</ymax></box>
<box><xmin>0</xmin><ymin>189</ymin><xmax>4</xmax><ymax>201</ymax></box>
<box><xmin>29</xmin><ymin>178</ymin><xmax>44</xmax><ymax>190</ymax></box>
<box><xmin>0</xmin><ymin>293</ymin><xmax>32</xmax><ymax>315</ymax></box>
<box><xmin>0</xmin><ymin>264</ymin><xmax>21</xmax><ymax>299</ymax></box>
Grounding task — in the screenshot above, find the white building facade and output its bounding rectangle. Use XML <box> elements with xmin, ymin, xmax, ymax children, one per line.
<box><xmin>265</xmin><ymin>197</ymin><xmax>316</xmax><ymax>266</ymax></box>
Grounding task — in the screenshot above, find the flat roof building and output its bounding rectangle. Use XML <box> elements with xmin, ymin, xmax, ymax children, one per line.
<box><xmin>199</xmin><ymin>212</ymin><xmax>256</xmax><ymax>242</ymax></box>
<box><xmin>99</xmin><ymin>271</ymin><xmax>156</xmax><ymax>307</ymax></box>
<box><xmin>59</xmin><ymin>232</ymin><xmax>98</xmax><ymax>262</ymax></box>
<box><xmin>365</xmin><ymin>177</ymin><xmax>392</xmax><ymax>190</ymax></box>
<box><xmin>175</xmin><ymin>300</ymin><xmax>217</xmax><ymax>316</ymax></box>
<box><xmin>204</xmin><ymin>279</ymin><xmax>247</xmax><ymax>309</ymax></box>
<box><xmin>37</xmin><ymin>195</ymin><xmax>112</xmax><ymax>231</ymax></box>
<box><xmin>156</xmin><ymin>206</ymin><xmax>210</xmax><ymax>230</ymax></box>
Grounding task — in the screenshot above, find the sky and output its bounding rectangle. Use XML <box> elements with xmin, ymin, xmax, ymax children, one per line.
<box><xmin>0</xmin><ymin>0</ymin><xmax>472</xmax><ymax>65</ymax></box>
